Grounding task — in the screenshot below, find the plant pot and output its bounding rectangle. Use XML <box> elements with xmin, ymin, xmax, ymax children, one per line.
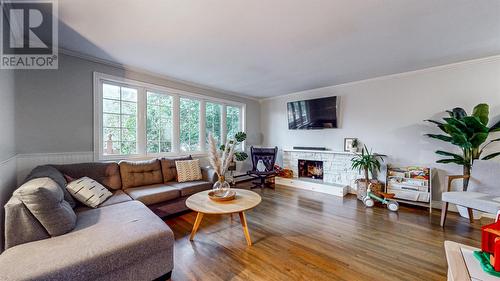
<box><xmin>356</xmin><ymin>179</ymin><xmax>382</xmax><ymax>201</ymax></box>
<box><xmin>356</xmin><ymin>180</ymin><xmax>368</xmax><ymax>200</ymax></box>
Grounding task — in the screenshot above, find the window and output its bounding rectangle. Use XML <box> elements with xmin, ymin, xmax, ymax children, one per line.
<box><xmin>180</xmin><ymin>98</ymin><xmax>200</xmax><ymax>152</ymax></box>
<box><xmin>94</xmin><ymin>73</ymin><xmax>244</xmax><ymax>160</ymax></box>
<box><xmin>226</xmin><ymin>105</ymin><xmax>241</xmax><ymax>140</ymax></box>
<box><xmin>205</xmin><ymin>102</ymin><xmax>222</xmax><ymax>146</ymax></box>
<box><xmin>102</xmin><ymin>83</ymin><xmax>138</xmax><ymax>155</ymax></box>
<box><xmin>147</xmin><ymin>91</ymin><xmax>173</xmax><ymax>154</ymax></box>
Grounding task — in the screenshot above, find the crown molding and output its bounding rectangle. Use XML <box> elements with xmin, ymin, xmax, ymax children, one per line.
<box><xmin>259</xmin><ymin>54</ymin><xmax>500</xmax><ymax>102</ymax></box>
<box><xmin>59</xmin><ymin>48</ymin><xmax>260</xmax><ymax>102</ymax></box>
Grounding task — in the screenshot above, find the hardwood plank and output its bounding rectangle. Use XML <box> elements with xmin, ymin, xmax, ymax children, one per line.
<box><xmin>165</xmin><ymin>183</ymin><xmax>487</xmax><ymax>281</ymax></box>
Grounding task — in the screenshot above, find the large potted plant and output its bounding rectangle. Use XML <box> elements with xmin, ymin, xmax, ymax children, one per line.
<box><xmin>351</xmin><ymin>145</ymin><xmax>386</xmax><ymax>200</ymax></box>
<box><xmin>425</xmin><ymin>103</ymin><xmax>500</xmax><ymax>191</ymax></box>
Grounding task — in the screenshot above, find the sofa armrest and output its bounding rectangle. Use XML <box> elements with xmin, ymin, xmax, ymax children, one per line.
<box><xmin>201</xmin><ymin>166</ymin><xmax>218</xmax><ymax>183</ymax></box>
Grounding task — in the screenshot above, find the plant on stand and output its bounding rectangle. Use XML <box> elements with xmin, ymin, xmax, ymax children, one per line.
<box><xmin>220</xmin><ymin>132</ymin><xmax>248</xmax><ymax>184</ymax></box>
<box><xmin>350</xmin><ymin>145</ymin><xmax>386</xmax><ymax>200</ymax></box>
<box><xmin>425</xmin><ymin>103</ymin><xmax>500</xmax><ymax>191</ymax></box>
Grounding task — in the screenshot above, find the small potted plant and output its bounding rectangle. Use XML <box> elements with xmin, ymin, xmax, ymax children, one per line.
<box><xmin>350</xmin><ymin>145</ymin><xmax>386</xmax><ymax>200</ymax></box>
<box><xmin>350</xmin><ymin>139</ymin><xmax>359</xmax><ymax>153</ymax></box>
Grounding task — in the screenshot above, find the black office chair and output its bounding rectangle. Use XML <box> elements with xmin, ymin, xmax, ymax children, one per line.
<box><xmin>247</xmin><ymin>146</ymin><xmax>278</xmax><ymax>189</ymax></box>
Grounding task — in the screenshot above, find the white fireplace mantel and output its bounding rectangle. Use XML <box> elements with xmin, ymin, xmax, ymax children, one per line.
<box><xmin>282</xmin><ymin>148</ymin><xmax>355</xmax><ymax>155</ymax></box>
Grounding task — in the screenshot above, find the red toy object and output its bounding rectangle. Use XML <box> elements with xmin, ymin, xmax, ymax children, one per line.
<box><xmin>481</xmin><ymin>211</ymin><xmax>500</xmax><ymax>271</ymax></box>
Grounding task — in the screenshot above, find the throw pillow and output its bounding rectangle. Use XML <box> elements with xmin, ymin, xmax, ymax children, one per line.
<box><xmin>14</xmin><ymin>177</ymin><xmax>77</xmax><ymax>236</ymax></box>
<box><xmin>66</xmin><ymin>177</ymin><xmax>112</xmax><ymax>208</ymax></box>
<box><xmin>160</xmin><ymin>155</ymin><xmax>192</xmax><ymax>182</ymax></box>
<box><xmin>175</xmin><ymin>159</ymin><xmax>202</xmax><ymax>183</ymax></box>
<box><xmin>24</xmin><ymin>165</ymin><xmax>76</xmax><ymax>208</ymax></box>
<box><xmin>63</xmin><ymin>174</ymin><xmax>75</xmax><ymax>183</ymax></box>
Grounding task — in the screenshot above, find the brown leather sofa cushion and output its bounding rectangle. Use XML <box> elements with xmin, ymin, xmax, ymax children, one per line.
<box><xmin>160</xmin><ymin>155</ymin><xmax>192</xmax><ymax>183</ymax></box>
<box><xmin>51</xmin><ymin>162</ymin><xmax>122</xmax><ymax>190</ymax></box>
<box><xmin>119</xmin><ymin>159</ymin><xmax>163</xmax><ymax>189</ymax></box>
<box><xmin>124</xmin><ymin>184</ymin><xmax>180</xmax><ymax>205</ymax></box>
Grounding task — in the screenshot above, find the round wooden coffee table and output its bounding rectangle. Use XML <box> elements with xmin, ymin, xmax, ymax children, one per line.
<box><xmin>186</xmin><ymin>189</ymin><xmax>262</xmax><ymax>246</ymax></box>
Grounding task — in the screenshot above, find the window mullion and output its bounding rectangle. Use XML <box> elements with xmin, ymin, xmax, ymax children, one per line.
<box><xmin>172</xmin><ymin>95</ymin><xmax>180</xmax><ymax>153</ymax></box>
<box><xmin>199</xmin><ymin>100</ymin><xmax>206</xmax><ymax>152</ymax></box>
<box><xmin>137</xmin><ymin>87</ymin><xmax>147</xmax><ymax>156</ymax></box>
<box><xmin>221</xmin><ymin>104</ymin><xmax>227</xmax><ymax>144</ymax></box>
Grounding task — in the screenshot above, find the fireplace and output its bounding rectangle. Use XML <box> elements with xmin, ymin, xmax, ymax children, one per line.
<box><xmin>298</xmin><ymin>159</ymin><xmax>323</xmax><ymax>180</ymax></box>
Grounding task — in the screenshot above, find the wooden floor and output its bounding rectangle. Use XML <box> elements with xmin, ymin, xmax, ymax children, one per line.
<box><xmin>165</xmin><ymin>183</ymin><xmax>487</xmax><ymax>281</ymax></box>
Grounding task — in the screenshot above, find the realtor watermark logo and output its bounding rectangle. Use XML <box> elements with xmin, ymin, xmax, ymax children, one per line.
<box><xmin>1</xmin><ymin>0</ymin><xmax>58</xmax><ymax>69</ymax></box>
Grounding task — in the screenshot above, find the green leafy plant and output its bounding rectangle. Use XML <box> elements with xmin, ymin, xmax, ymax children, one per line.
<box><xmin>351</xmin><ymin>145</ymin><xmax>386</xmax><ymax>183</ymax></box>
<box><xmin>220</xmin><ymin>131</ymin><xmax>248</xmax><ymax>162</ymax></box>
<box><xmin>425</xmin><ymin>103</ymin><xmax>500</xmax><ymax>190</ymax></box>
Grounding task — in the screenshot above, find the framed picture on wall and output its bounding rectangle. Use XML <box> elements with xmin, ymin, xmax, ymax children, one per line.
<box><xmin>344</xmin><ymin>138</ymin><xmax>358</xmax><ymax>152</ymax></box>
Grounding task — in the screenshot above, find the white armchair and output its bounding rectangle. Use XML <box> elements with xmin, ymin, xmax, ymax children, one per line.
<box><xmin>441</xmin><ymin>161</ymin><xmax>500</xmax><ymax>227</ymax></box>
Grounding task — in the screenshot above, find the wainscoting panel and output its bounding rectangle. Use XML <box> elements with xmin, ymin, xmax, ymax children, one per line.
<box><xmin>16</xmin><ymin>152</ymin><xmax>94</xmax><ymax>185</ymax></box>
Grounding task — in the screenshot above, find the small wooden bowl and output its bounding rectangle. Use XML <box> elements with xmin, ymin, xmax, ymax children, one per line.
<box><xmin>208</xmin><ymin>190</ymin><xmax>236</xmax><ymax>202</ymax></box>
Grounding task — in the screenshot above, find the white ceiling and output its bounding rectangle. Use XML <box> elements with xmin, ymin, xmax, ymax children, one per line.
<box><xmin>58</xmin><ymin>0</ymin><xmax>500</xmax><ymax>98</ymax></box>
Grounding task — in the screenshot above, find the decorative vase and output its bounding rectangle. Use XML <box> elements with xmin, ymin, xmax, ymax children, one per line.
<box><xmin>213</xmin><ymin>175</ymin><xmax>231</xmax><ymax>197</ymax></box>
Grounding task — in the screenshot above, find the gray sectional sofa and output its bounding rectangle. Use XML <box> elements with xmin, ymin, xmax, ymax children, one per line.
<box><xmin>0</xmin><ymin>156</ymin><xmax>217</xmax><ymax>281</ymax></box>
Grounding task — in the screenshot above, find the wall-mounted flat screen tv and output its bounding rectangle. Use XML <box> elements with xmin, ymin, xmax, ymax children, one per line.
<box><xmin>287</xmin><ymin>96</ymin><xmax>338</xmax><ymax>129</ymax></box>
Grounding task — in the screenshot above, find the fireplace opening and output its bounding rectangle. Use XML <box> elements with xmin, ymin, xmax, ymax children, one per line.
<box><xmin>298</xmin><ymin>159</ymin><xmax>324</xmax><ymax>180</ymax></box>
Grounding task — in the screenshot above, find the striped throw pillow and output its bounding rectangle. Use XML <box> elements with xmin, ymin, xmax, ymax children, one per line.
<box><xmin>175</xmin><ymin>159</ymin><xmax>202</xmax><ymax>183</ymax></box>
<box><xmin>66</xmin><ymin>177</ymin><xmax>112</xmax><ymax>208</ymax></box>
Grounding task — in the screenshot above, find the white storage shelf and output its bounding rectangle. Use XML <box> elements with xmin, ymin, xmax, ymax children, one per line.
<box><xmin>386</xmin><ymin>166</ymin><xmax>432</xmax><ymax>213</ymax></box>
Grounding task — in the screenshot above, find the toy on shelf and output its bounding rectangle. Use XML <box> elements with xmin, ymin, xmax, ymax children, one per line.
<box><xmin>474</xmin><ymin>211</ymin><xmax>500</xmax><ymax>277</ymax></box>
<box><xmin>386</xmin><ymin>165</ymin><xmax>432</xmax><ymax>213</ymax></box>
<box><xmin>363</xmin><ymin>183</ymin><xmax>399</xmax><ymax>212</ymax></box>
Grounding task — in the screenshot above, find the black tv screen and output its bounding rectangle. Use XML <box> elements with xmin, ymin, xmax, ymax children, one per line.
<box><xmin>287</xmin><ymin>96</ymin><xmax>338</xmax><ymax>129</ymax></box>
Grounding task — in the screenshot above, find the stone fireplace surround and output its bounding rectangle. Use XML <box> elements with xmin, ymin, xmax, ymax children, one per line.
<box><xmin>277</xmin><ymin>149</ymin><xmax>360</xmax><ymax>196</ymax></box>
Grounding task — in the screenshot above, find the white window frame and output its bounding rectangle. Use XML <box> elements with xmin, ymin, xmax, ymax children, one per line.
<box><xmin>93</xmin><ymin>72</ymin><xmax>246</xmax><ymax>161</ymax></box>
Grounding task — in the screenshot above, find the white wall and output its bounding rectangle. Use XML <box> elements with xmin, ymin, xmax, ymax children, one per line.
<box><xmin>261</xmin><ymin>56</ymin><xmax>500</xmax><ymax>203</ymax></box>
<box><xmin>14</xmin><ymin>54</ymin><xmax>262</xmax><ymax>154</ymax></box>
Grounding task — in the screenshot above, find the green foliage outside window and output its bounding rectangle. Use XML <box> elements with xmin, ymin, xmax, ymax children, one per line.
<box><xmin>147</xmin><ymin>92</ymin><xmax>173</xmax><ymax>153</ymax></box>
<box><xmin>180</xmin><ymin>97</ymin><xmax>200</xmax><ymax>151</ymax></box>
<box><xmin>206</xmin><ymin>102</ymin><xmax>222</xmax><ymax>146</ymax></box>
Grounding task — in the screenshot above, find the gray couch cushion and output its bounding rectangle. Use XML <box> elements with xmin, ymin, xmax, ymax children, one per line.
<box><xmin>4</xmin><ymin>196</ymin><xmax>50</xmax><ymax>249</ymax></box>
<box><xmin>442</xmin><ymin>191</ymin><xmax>500</xmax><ymax>214</ymax></box>
<box><xmin>14</xmin><ymin>177</ymin><xmax>76</xmax><ymax>236</ymax></box>
<box><xmin>25</xmin><ymin>165</ymin><xmax>76</xmax><ymax>208</ymax></box>
<box><xmin>124</xmin><ymin>184</ymin><xmax>180</xmax><ymax>205</ymax></box>
<box><xmin>74</xmin><ymin>190</ymin><xmax>134</xmax><ymax>213</ymax></box>
<box><xmin>100</xmin><ymin>190</ymin><xmax>132</xmax><ymax>207</ymax></box>
<box><xmin>167</xmin><ymin>180</ymin><xmax>212</xmax><ymax>197</ymax></box>
<box><xmin>51</xmin><ymin>162</ymin><xmax>123</xmax><ymax>190</ymax></box>
<box><xmin>0</xmin><ymin>201</ymin><xmax>174</xmax><ymax>281</ymax></box>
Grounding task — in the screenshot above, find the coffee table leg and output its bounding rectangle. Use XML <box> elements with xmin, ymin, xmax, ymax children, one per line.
<box><xmin>189</xmin><ymin>212</ymin><xmax>204</xmax><ymax>241</ymax></box>
<box><xmin>238</xmin><ymin>212</ymin><xmax>252</xmax><ymax>246</ymax></box>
